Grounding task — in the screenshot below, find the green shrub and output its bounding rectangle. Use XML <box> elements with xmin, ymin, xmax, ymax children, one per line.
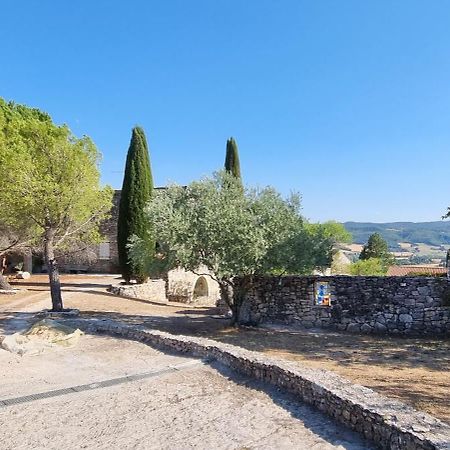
<box><xmin>349</xmin><ymin>258</ymin><xmax>387</xmax><ymax>276</ymax></box>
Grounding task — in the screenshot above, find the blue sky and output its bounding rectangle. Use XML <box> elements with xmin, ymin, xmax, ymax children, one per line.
<box><xmin>1</xmin><ymin>1</ymin><xmax>449</xmax><ymax>223</ymax></box>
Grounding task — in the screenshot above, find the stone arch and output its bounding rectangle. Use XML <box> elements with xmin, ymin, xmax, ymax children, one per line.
<box><xmin>193</xmin><ymin>276</ymin><xmax>209</xmax><ymax>300</ymax></box>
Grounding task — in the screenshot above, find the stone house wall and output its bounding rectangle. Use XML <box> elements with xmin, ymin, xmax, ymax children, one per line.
<box><xmin>167</xmin><ymin>266</ymin><xmax>220</xmax><ymax>304</ymax></box>
<box><xmin>238</xmin><ymin>276</ymin><xmax>450</xmax><ymax>335</ymax></box>
<box><xmin>84</xmin><ymin>189</ymin><xmax>121</xmax><ymax>273</ymax></box>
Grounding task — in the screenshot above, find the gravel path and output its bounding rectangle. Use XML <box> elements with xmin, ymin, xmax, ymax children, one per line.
<box><xmin>0</xmin><ymin>334</ymin><xmax>372</xmax><ymax>449</ymax></box>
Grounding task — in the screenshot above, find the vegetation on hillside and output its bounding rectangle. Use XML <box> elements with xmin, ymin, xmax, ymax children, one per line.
<box><xmin>344</xmin><ymin>221</ymin><xmax>450</xmax><ymax>248</ymax></box>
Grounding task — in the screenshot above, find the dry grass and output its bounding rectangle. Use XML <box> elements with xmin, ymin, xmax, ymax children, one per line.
<box><xmin>210</xmin><ymin>326</ymin><xmax>450</xmax><ymax>423</ymax></box>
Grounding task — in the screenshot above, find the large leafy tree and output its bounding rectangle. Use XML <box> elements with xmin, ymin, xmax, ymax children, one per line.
<box><xmin>224</xmin><ymin>137</ymin><xmax>242</xmax><ymax>184</ymax></box>
<box><xmin>0</xmin><ymin>98</ymin><xmax>113</xmax><ymax>309</ymax></box>
<box><xmin>129</xmin><ymin>171</ymin><xmax>347</xmax><ymax>322</ymax></box>
<box><xmin>117</xmin><ymin>126</ymin><xmax>154</xmax><ymax>283</ymax></box>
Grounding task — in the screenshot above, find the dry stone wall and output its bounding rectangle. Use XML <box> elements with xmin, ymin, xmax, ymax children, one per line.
<box><xmin>108</xmin><ymin>267</ymin><xmax>220</xmax><ymax>306</ymax></box>
<box><xmin>108</xmin><ymin>279</ymin><xmax>167</xmax><ymax>303</ymax></box>
<box><xmin>237</xmin><ymin>276</ymin><xmax>450</xmax><ymax>335</ymax></box>
<box><xmin>68</xmin><ymin>318</ymin><xmax>450</xmax><ymax>450</ymax></box>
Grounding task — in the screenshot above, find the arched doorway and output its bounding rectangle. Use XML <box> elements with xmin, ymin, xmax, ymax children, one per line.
<box><xmin>193</xmin><ymin>276</ymin><xmax>209</xmax><ymax>300</ymax></box>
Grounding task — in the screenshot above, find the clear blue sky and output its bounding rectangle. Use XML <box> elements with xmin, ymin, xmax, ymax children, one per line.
<box><xmin>1</xmin><ymin>1</ymin><xmax>449</xmax><ymax>223</ymax></box>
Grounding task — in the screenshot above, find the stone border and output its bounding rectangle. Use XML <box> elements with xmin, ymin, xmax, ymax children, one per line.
<box><xmin>107</xmin><ymin>280</ymin><xmax>168</xmax><ymax>304</ymax></box>
<box><xmin>68</xmin><ymin>318</ymin><xmax>450</xmax><ymax>450</ymax></box>
<box><xmin>37</xmin><ymin>309</ymin><xmax>80</xmax><ymax>318</ymax></box>
<box><xmin>0</xmin><ymin>289</ymin><xmax>18</xmax><ymax>295</ymax></box>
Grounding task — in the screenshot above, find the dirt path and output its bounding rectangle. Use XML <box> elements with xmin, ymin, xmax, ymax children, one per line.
<box><xmin>0</xmin><ymin>334</ymin><xmax>372</xmax><ymax>449</ymax></box>
<box><xmin>3</xmin><ymin>275</ymin><xmax>449</xmax><ymax>423</ymax></box>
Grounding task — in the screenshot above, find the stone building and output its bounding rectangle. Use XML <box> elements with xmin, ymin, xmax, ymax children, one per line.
<box><xmin>66</xmin><ymin>190</ymin><xmax>220</xmax><ymax>305</ymax></box>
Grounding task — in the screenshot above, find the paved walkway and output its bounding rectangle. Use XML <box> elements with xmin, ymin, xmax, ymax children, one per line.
<box><xmin>0</xmin><ymin>334</ymin><xmax>372</xmax><ymax>450</ymax></box>
<box><xmin>1</xmin><ymin>275</ymin><xmax>449</xmax><ymax>423</ymax></box>
<box><xmin>0</xmin><ymin>277</ymin><xmax>373</xmax><ymax>449</ymax></box>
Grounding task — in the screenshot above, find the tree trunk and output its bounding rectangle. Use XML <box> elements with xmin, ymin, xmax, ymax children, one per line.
<box><xmin>231</xmin><ymin>276</ymin><xmax>253</xmax><ymax>326</ymax></box>
<box><xmin>219</xmin><ymin>281</ymin><xmax>232</xmax><ymax>319</ymax></box>
<box><xmin>0</xmin><ymin>273</ymin><xmax>12</xmax><ymax>290</ymax></box>
<box><xmin>44</xmin><ymin>228</ymin><xmax>63</xmax><ymax>311</ymax></box>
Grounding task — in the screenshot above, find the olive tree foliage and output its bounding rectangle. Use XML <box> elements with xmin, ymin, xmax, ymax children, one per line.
<box><xmin>0</xmin><ymin>98</ymin><xmax>113</xmax><ymax>309</ymax></box>
<box><xmin>129</xmin><ymin>171</ymin><xmax>348</xmax><ymax>322</ymax></box>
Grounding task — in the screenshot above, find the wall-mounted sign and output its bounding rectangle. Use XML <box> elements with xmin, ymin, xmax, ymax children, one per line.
<box><xmin>314</xmin><ymin>281</ymin><xmax>331</xmax><ymax>306</ymax></box>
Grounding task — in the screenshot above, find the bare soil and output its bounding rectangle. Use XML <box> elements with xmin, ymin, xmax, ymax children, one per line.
<box><xmin>3</xmin><ymin>274</ymin><xmax>449</xmax><ymax>423</ymax></box>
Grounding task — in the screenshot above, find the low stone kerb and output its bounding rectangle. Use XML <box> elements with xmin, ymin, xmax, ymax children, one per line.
<box><xmin>68</xmin><ymin>318</ymin><xmax>450</xmax><ymax>450</ymax></box>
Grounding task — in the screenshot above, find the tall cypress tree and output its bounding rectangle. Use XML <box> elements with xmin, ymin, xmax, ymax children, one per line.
<box><xmin>224</xmin><ymin>137</ymin><xmax>242</xmax><ymax>184</ymax></box>
<box><xmin>117</xmin><ymin>127</ymin><xmax>154</xmax><ymax>282</ymax></box>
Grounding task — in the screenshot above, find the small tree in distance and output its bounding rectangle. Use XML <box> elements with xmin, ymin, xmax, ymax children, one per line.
<box><xmin>117</xmin><ymin>126</ymin><xmax>154</xmax><ymax>283</ymax></box>
<box><xmin>129</xmin><ymin>171</ymin><xmax>347</xmax><ymax>323</ymax></box>
<box><xmin>357</xmin><ymin>232</ymin><xmax>393</xmax><ymax>275</ymax></box>
<box><xmin>224</xmin><ymin>137</ymin><xmax>242</xmax><ymax>185</ymax></box>
<box><xmin>360</xmin><ymin>233</ymin><xmax>392</xmax><ymax>262</ymax></box>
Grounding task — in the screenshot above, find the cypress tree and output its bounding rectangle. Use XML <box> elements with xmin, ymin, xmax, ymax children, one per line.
<box><xmin>359</xmin><ymin>232</ymin><xmax>393</xmax><ymax>266</ymax></box>
<box><xmin>224</xmin><ymin>137</ymin><xmax>242</xmax><ymax>184</ymax></box>
<box><xmin>117</xmin><ymin>127</ymin><xmax>154</xmax><ymax>282</ymax></box>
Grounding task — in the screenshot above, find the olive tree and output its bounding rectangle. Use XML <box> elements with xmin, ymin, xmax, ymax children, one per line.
<box><xmin>0</xmin><ymin>99</ymin><xmax>113</xmax><ymax>310</ymax></box>
<box><xmin>129</xmin><ymin>171</ymin><xmax>347</xmax><ymax>322</ymax></box>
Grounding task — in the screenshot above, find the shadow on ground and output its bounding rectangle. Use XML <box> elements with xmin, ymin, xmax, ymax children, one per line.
<box><xmin>1</xmin><ymin>300</ymin><xmax>449</xmax><ymax>423</ymax></box>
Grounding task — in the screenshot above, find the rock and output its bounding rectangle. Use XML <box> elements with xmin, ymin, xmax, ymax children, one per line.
<box><xmin>375</xmin><ymin>322</ymin><xmax>387</xmax><ymax>332</ymax></box>
<box><xmin>1</xmin><ymin>333</ymin><xmax>30</xmax><ymax>355</ymax></box>
<box><xmin>361</xmin><ymin>323</ymin><xmax>373</xmax><ymax>333</ymax></box>
<box><xmin>399</xmin><ymin>314</ymin><xmax>413</xmax><ymax>323</ymax></box>
<box><xmin>347</xmin><ymin>323</ymin><xmax>361</xmax><ymax>333</ymax></box>
<box><xmin>417</xmin><ymin>286</ymin><xmax>430</xmax><ymax>296</ymax></box>
<box><xmin>16</xmin><ymin>271</ymin><xmax>31</xmax><ymax>279</ymax></box>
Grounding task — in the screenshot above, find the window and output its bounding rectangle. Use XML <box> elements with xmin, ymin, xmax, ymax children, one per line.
<box><xmin>98</xmin><ymin>242</ymin><xmax>110</xmax><ymax>260</ymax></box>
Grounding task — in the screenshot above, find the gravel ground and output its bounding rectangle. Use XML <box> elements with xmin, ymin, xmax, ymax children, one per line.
<box><xmin>0</xmin><ymin>334</ymin><xmax>372</xmax><ymax>450</ymax></box>
<box><xmin>1</xmin><ymin>275</ymin><xmax>448</xmax><ymax>422</ymax></box>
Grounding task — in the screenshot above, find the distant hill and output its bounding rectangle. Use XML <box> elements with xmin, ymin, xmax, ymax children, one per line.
<box><xmin>343</xmin><ymin>221</ymin><xmax>450</xmax><ymax>249</ymax></box>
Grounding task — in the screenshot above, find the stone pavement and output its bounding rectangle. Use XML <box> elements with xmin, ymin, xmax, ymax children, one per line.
<box><xmin>0</xmin><ymin>333</ymin><xmax>372</xmax><ymax>450</ymax></box>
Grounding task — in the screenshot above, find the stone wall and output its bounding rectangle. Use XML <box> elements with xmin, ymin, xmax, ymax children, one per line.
<box><xmin>68</xmin><ymin>318</ymin><xmax>450</xmax><ymax>450</ymax></box>
<box><xmin>108</xmin><ymin>279</ymin><xmax>167</xmax><ymax>304</ymax></box>
<box><xmin>238</xmin><ymin>276</ymin><xmax>450</xmax><ymax>335</ymax></box>
<box><xmin>87</xmin><ymin>189</ymin><xmax>121</xmax><ymax>273</ymax></box>
<box><xmin>108</xmin><ymin>267</ymin><xmax>220</xmax><ymax>306</ymax></box>
<box><xmin>58</xmin><ymin>189</ymin><xmax>121</xmax><ymax>274</ymax></box>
